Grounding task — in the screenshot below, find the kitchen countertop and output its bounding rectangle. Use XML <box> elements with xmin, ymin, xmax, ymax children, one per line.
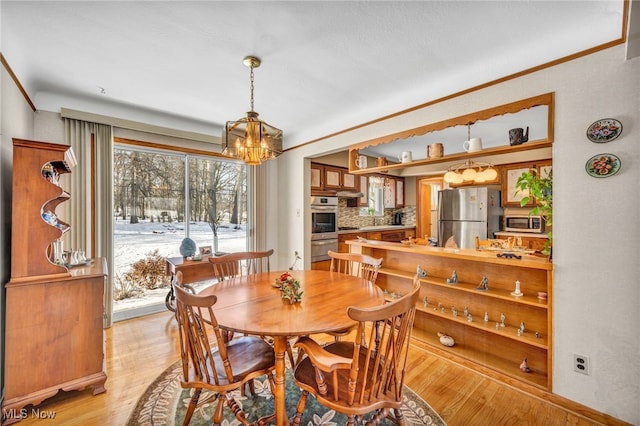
<box><xmin>338</xmin><ymin>225</ymin><xmax>415</xmax><ymax>234</ymax></box>
<box><xmin>494</xmin><ymin>231</ymin><xmax>549</xmax><ymax>239</ymax></box>
<box><xmin>347</xmin><ymin>238</ymin><xmax>552</xmax><ymax>269</ymax></box>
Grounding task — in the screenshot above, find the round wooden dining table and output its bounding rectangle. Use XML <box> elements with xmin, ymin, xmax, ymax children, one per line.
<box><xmin>197</xmin><ymin>269</ymin><xmax>385</xmax><ymax>426</ymax></box>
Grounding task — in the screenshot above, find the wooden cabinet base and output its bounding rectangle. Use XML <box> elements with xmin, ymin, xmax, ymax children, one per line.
<box><xmin>311</xmin><ymin>260</ymin><xmax>331</xmax><ymax>271</ymax></box>
<box><xmin>1</xmin><ymin>373</ymin><xmax>107</xmax><ymax>425</ymax></box>
<box><xmin>2</xmin><ymin>260</ymin><xmax>108</xmax><ymax>425</ymax></box>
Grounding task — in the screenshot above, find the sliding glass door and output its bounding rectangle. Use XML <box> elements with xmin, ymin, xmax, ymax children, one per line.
<box><xmin>112</xmin><ymin>145</ymin><xmax>247</xmax><ymax>320</ymax></box>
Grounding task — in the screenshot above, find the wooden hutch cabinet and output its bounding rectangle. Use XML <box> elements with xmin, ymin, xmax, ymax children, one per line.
<box><xmin>2</xmin><ymin>139</ymin><xmax>107</xmax><ymax>424</ymax></box>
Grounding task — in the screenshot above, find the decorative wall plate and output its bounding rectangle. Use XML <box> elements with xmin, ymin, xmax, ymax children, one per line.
<box><xmin>586</xmin><ymin>118</ymin><xmax>622</xmax><ymax>143</ymax></box>
<box><xmin>585</xmin><ymin>154</ymin><xmax>621</xmax><ymax>178</ymax></box>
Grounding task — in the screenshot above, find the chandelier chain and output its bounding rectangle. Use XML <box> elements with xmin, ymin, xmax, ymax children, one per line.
<box><xmin>249</xmin><ymin>65</ymin><xmax>255</xmax><ymax>112</ymax></box>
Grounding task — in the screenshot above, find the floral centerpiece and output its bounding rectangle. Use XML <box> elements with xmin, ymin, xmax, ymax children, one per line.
<box><xmin>273</xmin><ymin>272</ymin><xmax>303</xmax><ymax>304</ymax></box>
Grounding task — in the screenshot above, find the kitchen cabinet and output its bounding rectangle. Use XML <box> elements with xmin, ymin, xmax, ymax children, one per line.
<box><xmin>338</xmin><ymin>232</ymin><xmax>369</xmax><ymax>252</ymax></box>
<box><xmin>383</xmin><ymin>178</ymin><xmax>396</xmax><ymax>209</ymax></box>
<box><xmin>311</xmin><ymin>162</ymin><xmax>360</xmax><ymax>194</ymax></box>
<box><xmin>358</xmin><ymin>175</ymin><xmax>369</xmax><ymax>207</ymax></box>
<box><xmin>381</xmin><ymin>230</ymin><xmax>406</xmax><ymax>242</ymax></box>
<box><xmin>502</xmin><ymin>160</ymin><xmax>552</xmax><ymax>207</ymax></box>
<box><xmin>3</xmin><ymin>139</ymin><xmax>107</xmax><ymax>419</ymax></box>
<box><xmin>396</xmin><ymin>179</ymin><xmax>404</xmax><ymax>208</ymax></box>
<box><xmin>324</xmin><ymin>165</ymin><xmax>342</xmax><ymax>189</ymax></box>
<box><xmin>348</xmin><ymin>240</ymin><xmax>553</xmax><ymax>392</ymax></box>
<box><xmin>382</xmin><ymin>176</ymin><xmax>405</xmax><ymax>209</ymax></box>
<box><xmin>310</xmin><ymin>259</ymin><xmax>331</xmax><ymax>271</ymax></box>
<box><xmin>310</xmin><ymin>163</ymin><xmax>323</xmax><ymax>191</ymax></box>
<box><xmin>342</xmin><ymin>170</ymin><xmax>358</xmax><ymax>191</ymax></box>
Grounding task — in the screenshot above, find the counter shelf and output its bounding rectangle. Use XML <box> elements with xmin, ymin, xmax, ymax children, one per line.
<box><xmin>348</xmin><ymin>239</ymin><xmax>553</xmax><ymax>391</ymax></box>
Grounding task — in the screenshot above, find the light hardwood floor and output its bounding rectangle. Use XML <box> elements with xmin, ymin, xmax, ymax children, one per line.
<box><xmin>12</xmin><ymin>311</ymin><xmax>627</xmax><ymax>426</ymax></box>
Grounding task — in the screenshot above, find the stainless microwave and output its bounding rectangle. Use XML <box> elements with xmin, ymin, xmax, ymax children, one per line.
<box><xmin>504</xmin><ymin>215</ymin><xmax>545</xmax><ymax>233</ymax></box>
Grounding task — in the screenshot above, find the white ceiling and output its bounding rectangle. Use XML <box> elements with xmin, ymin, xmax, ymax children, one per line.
<box><xmin>0</xmin><ymin>1</ymin><xmax>630</xmax><ymax>150</ymax></box>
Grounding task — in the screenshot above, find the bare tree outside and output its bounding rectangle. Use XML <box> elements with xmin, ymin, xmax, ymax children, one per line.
<box><xmin>188</xmin><ymin>158</ymin><xmax>246</xmax><ymax>254</ymax></box>
<box><xmin>113</xmin><ymin>147</ymin><xmax>247</xmax><ymax>318</ymax></box>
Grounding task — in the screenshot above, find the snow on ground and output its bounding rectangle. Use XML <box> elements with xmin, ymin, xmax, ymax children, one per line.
<box><xmin>112</xmin><ymin>218</ymin><xmax>247</xmax><ymax>314</ymax></box>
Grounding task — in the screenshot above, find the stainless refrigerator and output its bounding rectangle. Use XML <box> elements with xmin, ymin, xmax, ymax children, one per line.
<box><xmin>437</xmin><ymin>187</ymin><xmax>502</xmax><ymax>249</ymax></box>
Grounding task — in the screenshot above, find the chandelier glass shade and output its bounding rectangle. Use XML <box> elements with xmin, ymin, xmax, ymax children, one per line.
<box><xmin>222</xmin><ymin>56</ymin><xmax>282</xmax><ymax>165</ymax></box>
<box><xmin>443</xmin><ymin>160</ymin><xmax>498</xmax><ymax>184</ymax></box>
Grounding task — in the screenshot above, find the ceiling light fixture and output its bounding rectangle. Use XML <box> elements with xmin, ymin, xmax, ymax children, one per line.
<box><xmin>222</xmin><ymin>56</ymin><xmax>282</xmax><ymax>166</ymax></box>
<box><xmin>443</xmin><ymin>160</ymin><xmax>498</xmax><ymax>184</ymax></box>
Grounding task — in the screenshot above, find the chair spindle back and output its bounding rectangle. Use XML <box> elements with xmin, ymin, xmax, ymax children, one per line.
<box><xmin>209</xmin><ymin>249</ymin><xmax>273</xmax><ymax>281</ymax></box>
<box><xmin>328</xmin><ymin>250</ymin><xmax>382</xmax><ymax>283</ymax></box>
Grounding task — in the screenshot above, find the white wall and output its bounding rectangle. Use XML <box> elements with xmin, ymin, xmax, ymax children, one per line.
<box><xmin>272</xmin><ymin>44</ymin><xmax>640</xmax><ymax>424</ymax></box>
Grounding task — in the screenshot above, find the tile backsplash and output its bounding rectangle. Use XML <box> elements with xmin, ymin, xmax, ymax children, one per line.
<box><xmin>337</xmin><ymin>198</ymin><xmax>416</xmax><ymax>228</ymax></box>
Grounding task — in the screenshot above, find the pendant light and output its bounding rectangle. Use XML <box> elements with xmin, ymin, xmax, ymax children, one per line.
<box><xmin>443</xmin><ymin>160</ymin><xmax>498</xmax><ymax>184</ymax></box>
<box><xmin>222</xmin><ymin>56</ymin><xmax>283</xmax><ymax>165</ymax></box>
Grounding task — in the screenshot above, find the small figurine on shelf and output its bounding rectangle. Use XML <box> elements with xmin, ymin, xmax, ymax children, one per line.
<box><xmin>520</xmin><ymin>358</ymin><xmax>532</xmax><ymax>373</ymax></box>
<box><xmin>511</xmin><ymin>279</ymin><xmax>524</xmax><ymax>296</ymax></box>
<box><xmin>423</xmin><ymin>296</ymin><xmax>428</xmax><ymax>307</ymax></box>
<box><xmin>416</xmin><ymin>265</ymin><xmax>428</xmax><ymax>277</ymax></box>
<box><xmin>463</xmin><ymin>306</ymin><xmax>469</xmax><ymax>317</ymax></box>
<box><xmin>467</xmin><ymin>314</ymin><xmax>473</xmax><ymax>322</ymax></box>
<box><xmin>437</xmin><ymin>332</ymin><xmax>455</xmax><ymax>347</ymax></box>
<box><xmin>476</xmin><ymin>275</ymin><xmax>489</xmax><ymax>291</ymax></box>
<box><xmin>452</xmin><ymin>306</ymin><xmax>458</xmax><ymax>317</ymax></box>
<box><xmin>484</xmin><ymin>311</ymin><xmax>489</xmax><ymax>322</ymax></box>
<box><xmin>520</xmin><ymin>321</ymin><xmax>525</xmax><ymax>334</ymax></box>
<box><xmin>446</xmin><ymin>270</ymin><xmax>458</xmax><ymax>284</ymax></box>
<box><xmin>500</xmin><ymin>313</ymin><xmax>506</xmax><ymax>327</ymax></box>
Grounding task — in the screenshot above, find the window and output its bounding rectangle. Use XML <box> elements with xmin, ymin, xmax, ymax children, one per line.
<box><xmin>112</xmin><ymin>145</ymin><xmax>248</xmax><ymax>320</ymax></box>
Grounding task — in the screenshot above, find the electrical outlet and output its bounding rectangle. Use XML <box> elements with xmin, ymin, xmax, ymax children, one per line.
<box><xmin>573</xmin><ymin>354</ymin><xmax>590</xmax><ymax>375</ymax></box>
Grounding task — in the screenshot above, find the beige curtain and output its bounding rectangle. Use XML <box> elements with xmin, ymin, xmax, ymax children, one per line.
<box><xmin>248</xmin><ymin>164</ymin><xmax>267</xmax><ymax>252</ymax></box>
<box><xmin>64</xmin><ymin>119</ymin><xmax>114</xmax><ymax>328</ymax></box>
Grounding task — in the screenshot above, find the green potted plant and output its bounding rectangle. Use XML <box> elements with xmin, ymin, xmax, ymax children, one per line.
<box><xmin>515</xmin><ymin>168</ymin><xmax>553</xmax><ymax>255</ymax></box>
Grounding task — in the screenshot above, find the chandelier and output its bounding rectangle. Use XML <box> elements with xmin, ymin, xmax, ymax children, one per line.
<box><xmin>443</xmin><ymin>160</ymin><xmax>498</xmax><ymax>184</ymax></box>
<box><xmin>222</xmin><ymin>56</ymin><xmax>283</xmax><ymax>165</ymax></box>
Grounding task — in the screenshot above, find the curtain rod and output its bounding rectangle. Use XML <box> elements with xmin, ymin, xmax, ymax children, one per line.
<box><xmin>61</xmin><ymin>107</ymin><xmax>221</xmax><ymax>145</ymax></box>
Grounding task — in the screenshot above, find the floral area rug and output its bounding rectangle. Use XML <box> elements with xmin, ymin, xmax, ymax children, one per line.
<box><xmin>127</xmin><ymin>359</ymin><xmax>446</xmax><ymax>426</ymax></box>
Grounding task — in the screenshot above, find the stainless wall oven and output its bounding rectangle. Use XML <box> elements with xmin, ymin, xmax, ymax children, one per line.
<box><xmin>310</xmin><ymin>196</ymin><xmax>338</xmax><ymax>262</ymax></box>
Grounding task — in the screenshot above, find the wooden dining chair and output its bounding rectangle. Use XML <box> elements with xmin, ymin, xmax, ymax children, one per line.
<box><xmin>327</xmin><ymin>250</ymin><xmax>383</xmax><ymax>341</ymax></box>
<box><xmin>208</xmin><ymin>249</ymin><xmax>295</xmax><ymax>367</ymax></box>
<box><xmin>328</xmin><ymin>250</ymin><xmax>382</xmax><ymax>282</ymax></box>
<box><xmin>166</xmin><ymin>270</ymin><xmax>197</xmax><ymax>313</ymax></box>
<box><xmin>208</xmin><ymin>249</ymin><xmax>273</xmax><ymax>281</ymax></box>
<box><xmin>292</xmin><ymin>275</ymin><xmax>420</xmax><ymax>426</ymax></box>
<box><xmin>173</xmin><ymin>284</ymin><xmax>276</xmax><ymax>426</ymax></box>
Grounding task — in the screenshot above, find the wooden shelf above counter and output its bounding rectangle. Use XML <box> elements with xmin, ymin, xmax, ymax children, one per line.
<box><xmin>347</xmin><ymin>92</ymin><xmax>555</xmax><ymax>175</ymax></box>
<box><xmin>347</xmin><ymin>238</ymin><xmax>553</xmax><ymax>392</ymax></box>
<box><xmin>348</xmin><ymin>140</ymin><xmax>552</xmax><ymax>174</ymax></box>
